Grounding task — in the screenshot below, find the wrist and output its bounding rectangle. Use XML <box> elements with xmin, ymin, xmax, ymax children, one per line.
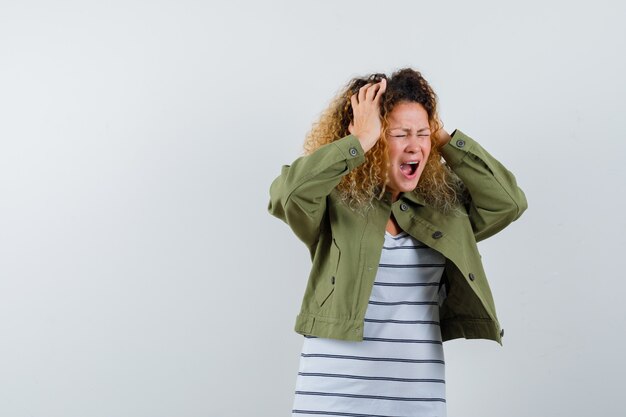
<box><xmin>435</xmin><ymin>129</ymin><xmax>452</xmax><ymax>148</ymax></box>
<box><xmin>357</xmin><ymin>136</ymin><xmax>378</xmax><ymax>153</ymax></box>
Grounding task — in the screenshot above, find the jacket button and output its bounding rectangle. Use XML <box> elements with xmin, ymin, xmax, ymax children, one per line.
<box><xmin>456</xmin><ymin>139</ymin><xmax>465</xmax><ymax>148</ymax></box>
<box><xmin>469</xmin><ymin>273</ymin><xmax>476</xmax><ymax>281</ymax></box>
<box><xmin>400</xmin><ymin>203</ymin><xmax>408</xmax><ymax>211</ymax></box>
<box><xmin>432</xmin><ymin>231</ymin><xmax>443</xmax><ymax>239</ymax></box>
<box><xmin>349</xmin><ymin>147</ymin><xmax>358</xmax><ymax>156</ymax></box>
<box><xmin>331</xmin><ymin>276</ymin><xmax>335</xmax><ymax>284</ymax></box>
<box><xmin>500</xmin><ymin>328</ymin><xmax>504</xmax><ymax>337</ymax></box>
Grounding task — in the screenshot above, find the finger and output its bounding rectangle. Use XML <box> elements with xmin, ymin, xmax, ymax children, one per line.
<box><xmin>358</xmin><ymin>83</ymin><xmax>371</xmax><ymax>103</ymax></box>
<box><xmin>365</xmin><ymin>83</ymin><xmax>380</xmax><ymax>101</ymax></box>
<box><xmin>374</xmin><ymin>79</ymin><xmax>387</xmax><ymax>104</ymax></box>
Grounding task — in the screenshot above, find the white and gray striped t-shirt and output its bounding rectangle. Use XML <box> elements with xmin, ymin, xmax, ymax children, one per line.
<box><xmin>292</xmin><ymin>231</ymin><xmax>447</xmax><ymax>417</ymax></box>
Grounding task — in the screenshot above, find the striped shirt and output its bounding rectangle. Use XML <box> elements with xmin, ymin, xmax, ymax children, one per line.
<box><xmin>292</xmin><ymin>231</ymin><xmax>447</xmax><ymax>417</ymax></box>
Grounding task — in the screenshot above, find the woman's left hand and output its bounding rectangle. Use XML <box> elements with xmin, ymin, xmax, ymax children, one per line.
<box><xmin>434</xmin><ymin>127</ymin><xmax>452</xmax><ymax>148</ymax></box>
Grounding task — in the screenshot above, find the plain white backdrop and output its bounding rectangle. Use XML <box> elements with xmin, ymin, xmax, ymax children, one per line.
<box><xmin>1</xmin><ymin>1</ymin><xmax>625</xmax><ymax>416</ymax></box>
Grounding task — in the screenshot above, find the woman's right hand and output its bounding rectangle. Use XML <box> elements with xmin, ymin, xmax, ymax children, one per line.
<box><xmin>348</xmin><ymin>78</ymin><xmax>386</xmax><ymax>153</ymax></box>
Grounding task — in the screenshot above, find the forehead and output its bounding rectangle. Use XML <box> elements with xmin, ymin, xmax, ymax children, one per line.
<box><xmin>387</xmin><ymin>102</ymin><xmax>429</xmax><ymax>128</ymax></box>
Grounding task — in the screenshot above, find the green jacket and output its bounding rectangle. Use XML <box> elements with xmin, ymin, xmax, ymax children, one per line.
<box><xmin>268</xmin><ymin>130</ymin><xmax>527</xmax><ymax>345</ymax></box>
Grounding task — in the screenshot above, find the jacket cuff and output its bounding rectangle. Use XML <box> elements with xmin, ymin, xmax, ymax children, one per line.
<box><xmin>331</xmin><ymin>135</ymin><xmax>366</xmax><ymax>170</ymax></box>
<box><xmin>439</xmin><ymin>129</ymin><xmax>475</xmax><ymax>168</ymax></box>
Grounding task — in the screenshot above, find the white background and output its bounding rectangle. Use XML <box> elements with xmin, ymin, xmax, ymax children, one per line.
<box><xmin>1</xmin><ymin>1</ymin><xmax>625</xmax><ymax>416</ymax></box>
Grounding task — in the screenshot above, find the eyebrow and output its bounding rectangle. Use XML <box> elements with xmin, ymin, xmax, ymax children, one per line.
<box><xmin>389</xmin><ymin>127</ymin><xmax>431</xmax><ymax>133</ymax></box>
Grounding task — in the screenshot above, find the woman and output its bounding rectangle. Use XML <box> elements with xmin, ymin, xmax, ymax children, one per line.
<box><xmin>268</xmin><ymin>68</ymin><xmax>527</xmax><ymax>416</ymax></box>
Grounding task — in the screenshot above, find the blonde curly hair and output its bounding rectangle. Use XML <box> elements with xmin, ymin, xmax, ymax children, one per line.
<box><xmin>303</xmin><ymin>68</ymin><xmax>466</xmax><ymax>213</ymax></box>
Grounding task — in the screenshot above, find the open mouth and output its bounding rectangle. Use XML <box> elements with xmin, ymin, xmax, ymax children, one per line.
<box><xmin>400</xmin><ymin>161</ymin><xmax>419</xmax><ymax>176</ymax></box>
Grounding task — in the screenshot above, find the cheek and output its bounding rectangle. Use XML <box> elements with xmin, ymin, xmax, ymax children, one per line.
<box><xmin>386</xmin><ymin>144</ymin><xmax>401</xmax><ymax>161</ymax></box>
<box><xmin>423</xmin><ymin>141</ymin><xmax>432</xmax><ymax>157</ymax></box>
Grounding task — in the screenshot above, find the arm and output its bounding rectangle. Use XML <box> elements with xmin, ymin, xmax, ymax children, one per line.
<box><xmin>268</xmin><ymin>135</ymin><xmax>365</xmax><ymax>247</ymax></box>
<box><xmin>438</xmin><ymin>129</ymin><xmax>528</xmax><ymax>241</ymax></box>
<box><xmin>268</xmin><ymin>79</ymin><xmax>387</xmax><ymax>247</ymax></box>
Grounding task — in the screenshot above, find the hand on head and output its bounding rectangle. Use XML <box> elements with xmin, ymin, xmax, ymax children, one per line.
<box><xmin>348</xmin><ymin>78</ymin><xmax>387</xmax><ymax>153</ymax></box>
<box><xmin>433</xmin><ymin>126</ymin><xmax>452</xmax><ymax>148</ymax></box>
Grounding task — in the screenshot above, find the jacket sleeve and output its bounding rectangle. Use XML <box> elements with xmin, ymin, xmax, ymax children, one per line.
<box><xmin>268</xmin><ymin>135</ymin><xmax>366</xmax><ymax>248</ymax></box>
<box><xmin>439</xmin><ymin>129</ymin><xmax>528</xmax><ymax>242</ymax></box>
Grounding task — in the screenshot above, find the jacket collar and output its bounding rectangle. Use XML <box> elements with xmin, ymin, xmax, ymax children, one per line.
<box><xmin>377</xmin><ymin>189</ymin><xmax>426</xmax><ymax>207</ymax></box>
<box><xmin>402</xmin><ymin>190</ymin><xmax>427</xmax><ymax>206</ymax></box>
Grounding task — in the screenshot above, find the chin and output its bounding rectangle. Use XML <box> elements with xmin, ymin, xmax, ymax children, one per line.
<box><xmin>389</xmin><ymin>182</ymin><xmax>419</xmax><ymax>194</ymax></box>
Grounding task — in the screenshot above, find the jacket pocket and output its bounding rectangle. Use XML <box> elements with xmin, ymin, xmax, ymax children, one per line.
<box><xmin>314</xmin><ymin>238</ymin><xmax>341</xmax><ymax>308</ymax></box>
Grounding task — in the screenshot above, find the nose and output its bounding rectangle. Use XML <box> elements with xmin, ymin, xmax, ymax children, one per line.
<box><xmin>405</xmin><ymin>133</ymin><xmax>424</xmax><ymax>153</ymax></box>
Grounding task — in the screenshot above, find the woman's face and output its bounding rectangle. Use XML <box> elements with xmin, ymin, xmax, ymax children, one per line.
<box><xmin>385</xmin><ymin>101</ymin><xmax>432</xmax><ymax>202</ymax></box>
